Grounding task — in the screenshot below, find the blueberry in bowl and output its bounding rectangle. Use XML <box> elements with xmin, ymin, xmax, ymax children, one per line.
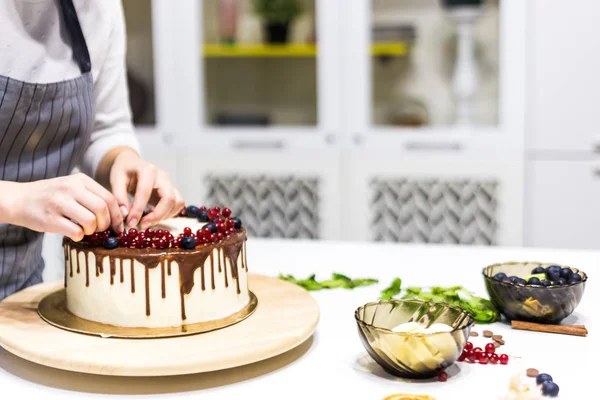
<box><xmin>482</xmin><ymin>261</ymin><xmax>587</xmax><ymax>324</ymax></box>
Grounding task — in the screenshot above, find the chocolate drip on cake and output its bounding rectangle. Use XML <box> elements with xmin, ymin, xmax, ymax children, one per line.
<box><xmin>130</xmin><ymin>261</ymin><xmax>135</xmax><ymax>293</ymax></box>
<box><xmin>85</xmin><ymin>253</ymin><xmax>89</xmax><ymax>287</ymax></box>
<box><xmin>95</xmin><ymin>254</ymin><xmax>103</xmax><ymax>277</ymax></box>
<box><xmin>64</xmin><ymin>246</ymin><xmax>69</xmax><ymax>287</ymax></box>
<box><xmin>242</xmin><ymin>242</ymin><xmax>247</xmax><ymax>270</ymax></box>
<box><xmin>62</xmin><ymin>229</ymin><xmax>247</xmax><ymax>321</ymax></box>
<box><xmin>109</xmin><ymin>257</ymin><xmax>116</xmax><ymax>285</ymax></box>
<box><xmin>180</xmin><ymin>291</ymin><xmax>186</xmax><ymax>321</ymax></box>
<box><xmin>161</xmin><ymin>260</ymin><xmax>166</xmax><ymax>298</ymax></box>
<box><xmin>145</xmin><ymin>266</ymin><xmax>150</xmax><ymax>316</ymax></box>
<box><xmin>200</xmin><ymin>264</ymin><xmax>205</xmax><ymax>291</ymax></box>
<box><xmin>68</xmin><ymin>247</ymin><xmax>73</xmax><ymax>278</ymax></box>
<box><xmin>221</xmin><ymin>249</ymin><xmax>228</xmax><ymax>288</ymax></box>
<box><xmin>217</xmin><ymin>249</ymin><xmax>222</xmax><ymax>273</ymax></box>
<box><xmin>210</xmin><ymin>252</ymin><xmax>215</xmax><ymax>290</ymax></box>
<box><xmin>119</xmin><ymin>259</ymin><xmax>124</xmax><ymax>283</ymax></box>
<box><xmin>223</xmin><ymin>240</ymin><xmax>244</xmax><ymax>294</ymax></box>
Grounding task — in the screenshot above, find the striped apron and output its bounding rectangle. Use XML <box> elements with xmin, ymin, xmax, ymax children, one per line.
<box><xmin>0</xmin><ymin>0</ymin><xmax>94</xmax><ymax>300</ymax></box>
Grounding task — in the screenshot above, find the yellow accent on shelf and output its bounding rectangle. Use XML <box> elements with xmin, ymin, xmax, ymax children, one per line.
<box><xmin>203</xmin><ymin>42</ymin><xmax>409</xmax><ymax>58</ymax></box>
<box><xmin>371</xmin><ymin>42</ymin><xmax>410</xmax><ymax>56</ymax></box>
<box><xmin>204</xmin><ymin>44</ymin><xmax>317</xmax><ymax>57</ymax></box>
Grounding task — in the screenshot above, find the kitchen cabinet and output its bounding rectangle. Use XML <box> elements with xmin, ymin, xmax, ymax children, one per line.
<box><xmin>525</xmin><ymin>0</ymin><xmax>600</xmax><ymax>249</ymax></box>
<box><xmin>342</xmin><ymin>151</ymin><xmax>524</xmax><ymax>246</ymax></box>
<box><xmin>527</xmin><ymin>160</ymin><xmax>600</xmax><ymax>250</ymax></box>
<box><xmin>529</xmin><ymin>0</ymin><xmax>600</xmax><ymax>153</ymax></box>
<box><xmin>340</xmin><ymin>0</ymin><xmax>526</xmax><ymax>245</ymax></box>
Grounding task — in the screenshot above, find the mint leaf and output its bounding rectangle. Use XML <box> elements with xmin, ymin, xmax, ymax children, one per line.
<box><xmin>279</xmin><ymin>273</ymin><xmax>378</xmax><ymax>291</ymax></box>
<box><xmin>332</xmin><ymin>273</ymin><xmax>352</xmax><ymax>282</ymax></box>
<box><xmin>380</xmin><ymin>278</ymin><xmax>402</xmax><ymax>300</ymax></box>
<box><xmin>352</xmin><ymin>278</ymin><xmax>379</xmax><ymax>288</ymax></box>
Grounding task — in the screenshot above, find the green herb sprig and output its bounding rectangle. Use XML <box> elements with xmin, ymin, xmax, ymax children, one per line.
<box><xmin>279</xmin><ymin>273</ymin><xmax>378</xmax><ymax>291</ymax></box>
<box><xmin>379</xmin><ymin>279</ymin><xmax>501</xmax><ymax>324</ymax></box>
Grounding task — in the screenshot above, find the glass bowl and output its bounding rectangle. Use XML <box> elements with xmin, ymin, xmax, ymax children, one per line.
<box><xmin>483</xmin><ymin>261</ymin><xmax>587</xmax><ymax>324</ymax></box>
<box><xmin>354</xmin><ymin>299</ymin><xmax>474</xmax><ymax>379</ymax></box>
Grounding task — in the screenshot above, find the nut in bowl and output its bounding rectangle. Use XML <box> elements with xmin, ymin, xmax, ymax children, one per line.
<box><xmin>354</xmin><ymin>299</ymin><xmax>474</xmax><ymax>379</ymax></box>
<box><xmin>483</xmin><ymin>262</ymin><xmax>587</xmax><ymax>324</ymax></box>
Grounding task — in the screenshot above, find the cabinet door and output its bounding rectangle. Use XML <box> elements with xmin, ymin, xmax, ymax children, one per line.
<box><xmin>178</xmin><ymin>149</ymin><xmax>341</xmax><ymax>240</ymax></box>
<box><xmin>527</xmin><ymin>160</ymin><xmax>600</xmax><ymax>249</ymax></box>
<box><xmin>530</xmin><ymin>0</ymin><xmax>600</xmax><ymax>152</ymax></box>
<box><xmin>342</xmin><ymin>151</ymin><xmax>524</xmax><ymax>246</ymax></box>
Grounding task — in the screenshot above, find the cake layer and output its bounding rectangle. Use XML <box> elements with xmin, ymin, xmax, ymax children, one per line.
<box><xmin>63</xmin><ymin>220</ymin><xmax>250</xmax><ymax>329</ymax></box>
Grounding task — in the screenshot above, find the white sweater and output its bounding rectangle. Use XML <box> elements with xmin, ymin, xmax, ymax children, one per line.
<box><xmin>0</xmin><ymin>0</ymin><xmax>141</xmax><ymax>179</ymax></box>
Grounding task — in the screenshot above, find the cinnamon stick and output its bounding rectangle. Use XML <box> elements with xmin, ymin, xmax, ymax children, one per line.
<box><xmin>511</xmin><ymin>320</ymin><xmax>588</xmax><ymax>337</ymax></box>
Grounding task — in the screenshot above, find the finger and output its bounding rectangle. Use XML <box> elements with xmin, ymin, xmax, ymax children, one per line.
<box><xmin>139</xmin><ymin>189</ymin><xmax>176</xmax><ymax>231</ymax></box>
<box><xmin>83</xmin><ymin>176</ymin><xmax>125</xmax><ymax>233</ymax></box>
<box><xmin>171</xmin><ymin>188</ymin><xmax>186</xmax><ymax>218</ymax></box>
<box><xmin>126</xmin><ymin>167</ymin><xmax>156</xmax><ymax>229</ymax></box>
<box><xmin>74</xmin><ymin>188</ymin><xmax>111</xmax><ymax>232</ymax></box>
<box><xmin>53</xmin><ymin>216</ymin><xmax>85</xmax><ymax>242</ymax></box>
<box><xmin>109</xmin><ymin>170</ymin><xmax>131</xmax><ymax>222</ymax></box>
<box><xmin>60</xmin><ymin>199</ymin><xmax>98</xmax><ymax>236</ymax></box>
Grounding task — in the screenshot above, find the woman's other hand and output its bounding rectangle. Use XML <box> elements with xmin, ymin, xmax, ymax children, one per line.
<box><xmin>108</xmin><ymin>149</ymin><xmax>184</xmax><ymax>231</ymax></box>
<box><xmin>0</xmin><ymin>174</ymin><xmax>124</xmax><ymax>242</ymax></box>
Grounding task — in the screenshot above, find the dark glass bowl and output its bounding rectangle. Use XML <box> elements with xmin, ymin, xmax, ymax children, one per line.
<box><xmin>354</xmin><ymin>299</ymin><xmax>474</xmax><ymax>379</ymax></box>
<box><xmin>483</xmin><ymin>261</ymin><xmax>587</xmax><ymax>324</ymax></box>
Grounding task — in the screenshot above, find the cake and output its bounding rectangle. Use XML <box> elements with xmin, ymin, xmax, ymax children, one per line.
<box><xmin>62</xmin><ymin>206</ymin><xmax>250</xmax><ymax>329</ymax></box>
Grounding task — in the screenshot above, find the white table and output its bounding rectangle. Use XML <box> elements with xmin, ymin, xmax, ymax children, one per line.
<box><xmin>1</xmin><ymin>239</ymin><xmax>597</xmax><ymax>399</ymax></box>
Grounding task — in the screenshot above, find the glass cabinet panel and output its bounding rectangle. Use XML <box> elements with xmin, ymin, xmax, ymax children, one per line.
<box><xmin>371</xmin><ymin>0</ymin><xmax>500</xmax><ymax>128</ymax></box>
<box><xmin>121</xmin><ymin>0</ymin><xmax>156</xmax><ymax>126</ymax></box>
<box><xmin>201</xmin><ymin>0</ymin><xmax>318</xmax><ymax>127</ymax></box>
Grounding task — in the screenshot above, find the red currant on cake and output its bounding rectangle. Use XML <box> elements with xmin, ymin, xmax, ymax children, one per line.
<box><xmin>144</xmin><ymin>228</ymin><xmax>155</xmax><ymax>238</ymax></box>
<box><xmin>128</xmin><ymin>228</ymin><xmax>138</xmax><ymax>238</ymax></box>
<box><xmin>155</xmin><ymin>229</ymin><xmax>164</xmax><ymax>238</ymax></box>
<box><xmin>183</xmin><ymin>227</ymin><xmax>192</xmax><ymax>236</ymax></box>
<box><xmin>222</xmin><ymin>208</ymin><xmax>232</xmax><ymax>218</ymax></box>
<box><xmin>200</xmin><ymin>206</ymin><xmax>207</xmax><ymax>211</ymax></box>
<box><xmin>208</xmin><ymin>209</ymin><xmax>219</xmax><ymax>220</ymax></box>
<box><xmin>179</xmin><ymin>207</ymin><xmax>187</xmax><ymax>217</ymax></box>
<box><xmin>216</xmin><ymin>223</ymin><xmax>226</xmax><ymax>233</ymax></box>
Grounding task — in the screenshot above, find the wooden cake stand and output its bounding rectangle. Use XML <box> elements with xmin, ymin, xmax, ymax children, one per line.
<box><xmin>0</xmin><ymin>274</ymin><xmax>319</xmax><ymax>377</ymax></box>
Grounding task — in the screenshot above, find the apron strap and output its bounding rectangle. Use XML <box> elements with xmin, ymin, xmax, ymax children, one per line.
<box><xmin>58</xmin><ymin>0</ymin><xmax>92</xmax><ymax>74</ymax></box>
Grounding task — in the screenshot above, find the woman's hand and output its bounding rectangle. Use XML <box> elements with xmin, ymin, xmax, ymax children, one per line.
<box><xmin>0</xmin><ymin>174</ymin><xmax>124</xmax><ymax>241</ymax></box>
<box><xmin>108</xmin><ymin>149</ymin><xmax>184</xmax><ymax>231</ymax></box>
